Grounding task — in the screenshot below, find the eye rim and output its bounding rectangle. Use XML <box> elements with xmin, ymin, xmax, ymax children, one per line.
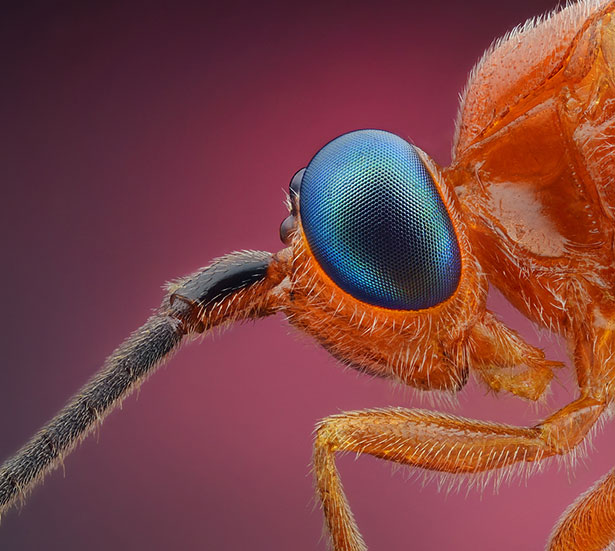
<box><xmin>295</xmin><ymin>129</ymin><xmax>465</xmax><ymax>313</ymax></box>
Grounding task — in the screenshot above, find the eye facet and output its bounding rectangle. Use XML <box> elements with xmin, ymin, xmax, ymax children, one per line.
<box><xmin>299</xmin><ymin>129</ymin><xmax>462</xmax><ymax>311</ymax></box>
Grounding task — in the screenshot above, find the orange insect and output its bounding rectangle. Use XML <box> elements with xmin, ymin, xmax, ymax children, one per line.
<box><xmin>1</xmin><ymin>1</ymin><xmax>614</xmax><ymax>550</ymax></box>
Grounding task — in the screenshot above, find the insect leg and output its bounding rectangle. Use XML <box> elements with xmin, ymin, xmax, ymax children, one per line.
<box><xmin>0</xmin><ymin>249</ymin><xmax>289</xmax><ymax>519</ymax></box>
<box><xmin>313</xmin><ymin>396</ymin><xmax>605</xmax><ymax>551</ymax></box>
<box><xmin>548</xmin><ymin>468</ymin><xmax>615</xmax><ymax>551</ymax></box>
<box><xmin>469</xmin><ymin>311</ymin><xmax>562</xmax><ymax>401</ymax></box>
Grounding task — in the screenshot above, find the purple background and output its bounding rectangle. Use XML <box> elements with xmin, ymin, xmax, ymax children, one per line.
<box><xmin>1</xmin><ymin>1</ymin><xmax>611</xmax><ymax>549</ymax></box>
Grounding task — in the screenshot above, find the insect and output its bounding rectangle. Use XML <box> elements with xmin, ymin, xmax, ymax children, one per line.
<box><xmin>2</xmin><ymin>0</ymin><xmax>612</xmax><ymax>548</ymax></box>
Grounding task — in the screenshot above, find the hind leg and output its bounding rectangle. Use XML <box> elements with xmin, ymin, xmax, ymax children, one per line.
<box><xmin>548</xmin><ymin>469</ymin><xmax>615</xmax><ymax>551</ymax></box>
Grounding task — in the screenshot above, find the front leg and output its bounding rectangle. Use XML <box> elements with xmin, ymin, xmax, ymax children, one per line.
<box><xmin>470</xmin><ymin>312</ymin><xmax>562</xmax><ymax>401</ymax></box>
<box><xmin>313</xmin><ymin>396</ymin><xmax>605</xmax><ymax>551</ymax></box>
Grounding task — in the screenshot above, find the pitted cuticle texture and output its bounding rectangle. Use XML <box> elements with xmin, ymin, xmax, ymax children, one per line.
<box><xmin>299</xmin><ymin>129</ymin><xmax>461</xmax><ymax>311</ymax></box>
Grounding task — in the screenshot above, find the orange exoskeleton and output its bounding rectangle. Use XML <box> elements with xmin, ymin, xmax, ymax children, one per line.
<box><xmin>1</xmin><ymin>1</ymin><xmax>615</xmax><ymax>550</ymax></box>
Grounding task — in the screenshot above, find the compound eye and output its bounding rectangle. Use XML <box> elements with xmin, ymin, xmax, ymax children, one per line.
<box><xmin>299</xmin><ymin>129</ymin><xmax>461</xmax><ymax>311</ymax></box>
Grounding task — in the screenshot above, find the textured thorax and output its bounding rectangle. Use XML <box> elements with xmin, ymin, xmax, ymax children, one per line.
<box><xmin>448</xmin><ymin>1</ymin><xmax>615</xmax><ymax>331</ymax></box>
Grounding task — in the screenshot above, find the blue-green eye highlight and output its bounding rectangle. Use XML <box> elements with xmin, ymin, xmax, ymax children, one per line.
<box><xmin>299</xmin><ymin>129</ymin><xmax>461</xmax><ymax>311</ymax></box>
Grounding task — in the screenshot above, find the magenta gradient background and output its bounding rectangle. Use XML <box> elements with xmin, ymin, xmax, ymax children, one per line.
<box><xmin>1</xmin><ymin>1</ymin><xmax>612</xmax><ymax>550</ymax></box>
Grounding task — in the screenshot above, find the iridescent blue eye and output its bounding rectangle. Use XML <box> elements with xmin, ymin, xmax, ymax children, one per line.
<box><xmin>299</xmin><ymin>129</ymin><xmax>461</xmax><ymax>311</ymax></box>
